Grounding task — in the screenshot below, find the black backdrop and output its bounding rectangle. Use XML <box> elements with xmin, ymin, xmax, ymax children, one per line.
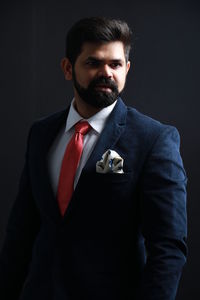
<box><xmin>0</xmin><ymin>0</ymin><xmax>200</xmax><ymax>299</ymax></box>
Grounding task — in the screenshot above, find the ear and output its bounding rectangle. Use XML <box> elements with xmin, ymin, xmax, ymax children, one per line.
<box><xmin>126</xmin><ymin>60</ymin><xmax>131</xmax><ymax>74</ymax></box>
<box><xmin>60</xmin><ymin>57</ymin><xmax>73</xmax><ymax>80</ymax></box>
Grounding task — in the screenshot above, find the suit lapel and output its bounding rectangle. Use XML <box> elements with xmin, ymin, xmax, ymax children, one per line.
<box><xmin>35</xmin><ymin>108</ymin><xmax>69</xmax><ymax>222</ymax></box>
<box><xmin>83</xmin><ymin>98</ymin><xmax>127</xmax><ymax>174</ymax></box>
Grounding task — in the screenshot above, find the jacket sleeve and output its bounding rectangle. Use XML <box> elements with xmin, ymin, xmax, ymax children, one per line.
<box><xmin>0</xmin><ymin>126</ymin><xmax>41</xmax><ymax>300</ymax></box>
<box><xmin>138</xmin><ymin>125</ymin><xmax>187</xmax><ymax>300</ymax></box>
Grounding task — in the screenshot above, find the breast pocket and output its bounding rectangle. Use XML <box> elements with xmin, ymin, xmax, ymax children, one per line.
<box><xmin>94</xmin><ymin>171</ymin><xmax>134</xmax><ymax>193</ymax></box>
<box><xmin>95</xmin><ymin>171</ymin><xmax>133</xmax><ymax>183</ymax></box>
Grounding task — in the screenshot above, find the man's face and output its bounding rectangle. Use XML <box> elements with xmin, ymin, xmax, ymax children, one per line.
<box><xmin>72</xmin><ymin>41</ymin><xmax>130</xmax><ymax>109</ymax></box>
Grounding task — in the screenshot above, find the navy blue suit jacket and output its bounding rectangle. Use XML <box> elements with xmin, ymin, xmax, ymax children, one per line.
<box><xmin>0</xmin><ymin>98</ymin><xmax>187</xmax><ymax>300</ymax></box>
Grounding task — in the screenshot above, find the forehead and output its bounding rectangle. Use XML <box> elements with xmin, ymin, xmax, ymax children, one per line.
<box><xmin>78</xmin><ymin>41</ymin><xmax>126</xmax><ymax>61</ymax></box>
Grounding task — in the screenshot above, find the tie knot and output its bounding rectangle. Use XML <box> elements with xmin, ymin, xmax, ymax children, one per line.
<box><xmin>75</xmin><ymin>121</ymin><xmax>91</xmax><ymax>135</ymax></box>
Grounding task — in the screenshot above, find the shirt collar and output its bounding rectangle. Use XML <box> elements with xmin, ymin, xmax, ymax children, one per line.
<box><xmin>65</xmin><ymin>99</ymin><xmax>83</xmax><ymax>132</ymax></box>
<box><xmin>65</xmin><ymin>98</ymin><xmax>117</xmax><ymax>134</ymax></box>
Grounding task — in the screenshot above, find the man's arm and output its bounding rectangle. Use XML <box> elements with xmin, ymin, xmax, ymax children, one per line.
<box><xmin>0</xmin><ymin>127</ymin><xmax>41</xmax><ymax>300</ymax></box>
<box><xmin>139</xmin><ymin>126</ymin><xmax>187</xmax><ymax>300</ymax></box>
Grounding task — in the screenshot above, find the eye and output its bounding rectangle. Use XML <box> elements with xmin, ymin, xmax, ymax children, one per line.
<box><xmin>110</xmin><ymin>62</ymin><xmax>122</xmax><ymax>69</ymax></box>
<box><xmin>85</xmin><ymin>60</ymin><xmax>100</xmax><ymax>67</ymax></box>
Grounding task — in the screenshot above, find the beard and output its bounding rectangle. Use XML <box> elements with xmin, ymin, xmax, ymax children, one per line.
<box><xmin>72</xmin><ymin>69</ymin><xmax>121</xmax><ymax>109</ymax></box>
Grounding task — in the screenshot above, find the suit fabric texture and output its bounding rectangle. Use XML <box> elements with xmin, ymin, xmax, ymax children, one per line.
<box><xmin>0</xmin><ymin>98</ymin><xmax>187</xmax><ymax>300</ymax></box>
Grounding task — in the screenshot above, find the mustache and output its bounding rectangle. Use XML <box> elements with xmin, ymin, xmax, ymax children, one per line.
<box><xmin>89</xmin><ymin>76</ymin><xmax>118</xmax><ymax>90</ymax></box>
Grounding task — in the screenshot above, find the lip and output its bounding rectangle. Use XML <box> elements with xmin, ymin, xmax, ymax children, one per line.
<box><xmin>95</xmin><ymin>85</ymin><xmax>112</xmax><ymax>92</ymax></box>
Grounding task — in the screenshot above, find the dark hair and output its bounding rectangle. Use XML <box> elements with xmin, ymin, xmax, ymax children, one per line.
<box><xmin>65</xmin><ymin>17</ymin><xmax>132</xmax><ymax>65</ymax></box>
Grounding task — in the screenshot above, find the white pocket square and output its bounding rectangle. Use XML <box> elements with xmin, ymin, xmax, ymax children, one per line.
<box><xmin>96</xmin><ymin>150</ymin><xmax>124</xmax><ymax>174</ymax></box>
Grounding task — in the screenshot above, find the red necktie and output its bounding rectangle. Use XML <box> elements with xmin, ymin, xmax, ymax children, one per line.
<box><xmin>57</xmin><ymin>121</ymin><xmax>91</xmax><ymax>216</ymax></box>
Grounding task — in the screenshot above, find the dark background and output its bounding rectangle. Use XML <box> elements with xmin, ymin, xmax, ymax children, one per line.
<box><xmin>0</xmin><ymin>0</ymin><xmax>199</xmax><ymax>299</ymax></box>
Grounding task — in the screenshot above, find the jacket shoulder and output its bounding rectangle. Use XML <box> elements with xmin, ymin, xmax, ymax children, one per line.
<box><xmin>25</xmin><ymin>108</ymin><xmax>69</xmax><ymax>148</ymax></box>
<box><xmin>126</xmin><ymin>105</ymin><xmax>178</xmax><ymax>135</ymax></box>
<box><xmin>33</xmin><ymin>108</ymin><xmax>68</xmax><ymax>127</ymax></box>
<box><xmin>124</xmin><ymin>105</ymin><xmax>181</xmax><ymax>152</ymax></box>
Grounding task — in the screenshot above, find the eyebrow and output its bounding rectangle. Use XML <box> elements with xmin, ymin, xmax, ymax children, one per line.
<box><xmin>86</xmin><ymin>56</ymin><xmax>124</xmax><ymax>63</ymax></box>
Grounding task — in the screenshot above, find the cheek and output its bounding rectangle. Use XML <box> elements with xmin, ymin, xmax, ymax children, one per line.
<box><xmin>76</xmin><ymin>72</ymin><xmax>88</xmax><ymax>87</ymax></box>
<box><xmin>75</xmin><ymin>68</ymin><xmax>94</xmax><ymax>88</ymax></box>
<box><xmin>115</xmin><ymin>73</ymin><xmax>127</xmax><ymax>91</ymax></box>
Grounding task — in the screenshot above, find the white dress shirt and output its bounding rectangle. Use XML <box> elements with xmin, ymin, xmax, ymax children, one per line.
<box><xmin>48</xmin><ymin>99</ymin><xmax>117</xmax><ymax>196</ymax></box>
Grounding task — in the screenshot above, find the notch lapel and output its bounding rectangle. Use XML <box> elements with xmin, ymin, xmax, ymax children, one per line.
<box><xmin>33</xmin><ymin>108</ymin><xmax>69</xmax><ymax>223</ymax></box>
<box><xmin>83</xmin><ymin>98</ymin><xmax>127</xmax><ymax>174</ymax></box>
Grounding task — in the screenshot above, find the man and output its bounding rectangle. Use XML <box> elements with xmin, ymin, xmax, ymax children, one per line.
<box><xmin>0</xmin><ymin>17</ymin><xmax>187</xmax><ymax>300</ymax></box>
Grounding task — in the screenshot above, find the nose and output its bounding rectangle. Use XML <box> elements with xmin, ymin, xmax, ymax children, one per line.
<box><xmin>97</xmin><ymin>64</ymin><xmax>113</xmax><ymax>78</ymax></box>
